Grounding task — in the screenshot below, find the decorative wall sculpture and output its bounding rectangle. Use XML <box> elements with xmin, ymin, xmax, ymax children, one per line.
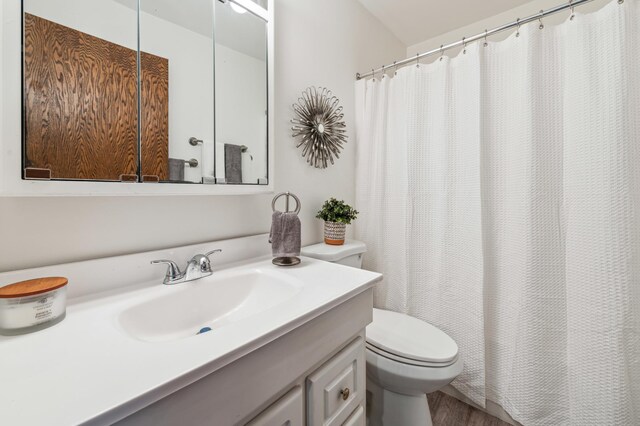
<box><xmin>291</xmin><ymin>87</ymin><xmax>346</xmax><ymax>169</ymax></box>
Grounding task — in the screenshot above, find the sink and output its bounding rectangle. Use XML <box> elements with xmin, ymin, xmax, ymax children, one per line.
<box><xmin>118</xmin><ymin>269</ymin><xmax>301</xmax><ymax>342</ymax></box>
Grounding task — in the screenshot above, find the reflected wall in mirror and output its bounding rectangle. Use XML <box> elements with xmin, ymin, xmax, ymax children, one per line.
<box><xmin>214</xmin><ymin>0</ymin><xmax>268</xmax><ymax>185</ymax></box>
<box><xmin>138</xmin><ymin>0</ymin><xmax>214</xmax><ymax>184</ymax></box>
<box><xmin>23</xmin><ymin>0</ymin><xmax>140</xmax><ymax>181</ymax></box>
<box><xmin>22</xmin><ymin>0</ymin><xmax>270</xmax><ymax>185</ymax></box>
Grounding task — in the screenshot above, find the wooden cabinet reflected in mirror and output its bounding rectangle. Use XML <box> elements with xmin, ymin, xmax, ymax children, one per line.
<box><xmin>23</xmin><ymin>13</ymin><xmax>168</xmax><ymax>182</ymax></box>
<box><xmin>140</xmin><ymin>52</ymin><xmax>169</xmax><ymax>182</ymax></box>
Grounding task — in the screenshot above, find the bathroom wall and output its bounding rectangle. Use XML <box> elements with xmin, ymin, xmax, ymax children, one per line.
<box><xmin>406</xmin><ymin>0</ymin><xmax>611</xmax><ymax>60</ymax></box>
<box><xmin>0</xmin><ymin>0</ymin><xmax>405</xmax><ymax>272</ymax></box>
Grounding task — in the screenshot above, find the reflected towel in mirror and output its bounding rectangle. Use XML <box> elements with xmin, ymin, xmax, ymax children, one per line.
<box><xmin>225</xmin><ymin>144</ymin><xmax>242</xmax><ymax>184</ymax></box>
<box><xmin>168</xmin><ymin>158</ymin><xmax>185</xmax><ymax>182</ymax></box>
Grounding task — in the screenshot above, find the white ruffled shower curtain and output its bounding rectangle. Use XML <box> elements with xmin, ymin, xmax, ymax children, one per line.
<box><xmin>355</xmin><ymin>1</ymin><xmax>640</xmax><ymax>425</ymax></box>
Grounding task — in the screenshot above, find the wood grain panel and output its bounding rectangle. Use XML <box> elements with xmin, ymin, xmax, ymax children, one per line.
<box><xmin>141</xmin><ymin>52</ymin><xmax>169</xmax><ymax>181</ymax></box>
<box><xmin>24</xmin><ymin>14</ymin><xmax>170</xmax><ymax>181</ymax></box>
<box><xmin>24</xmin><ymin>13</ymin><xmax>137</xmax><ymax>180</ymax></box>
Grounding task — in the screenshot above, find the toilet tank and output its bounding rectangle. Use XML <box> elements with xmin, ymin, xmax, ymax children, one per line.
<box><xmin>301</xmin><ymin>240</ymin><xmax>367</xmax><ymax>268</ymax></box>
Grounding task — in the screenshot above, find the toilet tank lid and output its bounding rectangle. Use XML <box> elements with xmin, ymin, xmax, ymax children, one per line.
<box><xmin>301</xmin><ymin>240</ymin><xmax>367</xmax><ymax>262</ymax></box>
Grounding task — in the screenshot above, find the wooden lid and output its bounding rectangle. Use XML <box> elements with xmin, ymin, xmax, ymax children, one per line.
<box><xmin>0</xmin><ymin>277</ymin><xmax>68</xmax><ymax>299</ymax></box>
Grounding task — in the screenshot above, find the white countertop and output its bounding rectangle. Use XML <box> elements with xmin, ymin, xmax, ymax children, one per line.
<box><xmin>0</xmin><ymin>256</ymin><xmax>381</xmax><ymax>425</ymax></box>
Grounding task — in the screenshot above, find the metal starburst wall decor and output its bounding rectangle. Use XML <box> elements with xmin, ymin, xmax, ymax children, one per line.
<box><xmin>291</xmin><ymin>87</ymin><xmax>347</xmax><ymax>169</ymax></box>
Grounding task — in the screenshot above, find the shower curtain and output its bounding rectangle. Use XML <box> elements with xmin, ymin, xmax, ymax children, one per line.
<box><xmin>354</xmin><ymin>1</ymin><xmax>640</xmax><ymax>425</ymax></box>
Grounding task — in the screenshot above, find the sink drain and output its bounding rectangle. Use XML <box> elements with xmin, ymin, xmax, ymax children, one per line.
<box><xmin>197</xmin><ymin>327</ymin><xmax>212</xmax><ymax>335</ymax></box>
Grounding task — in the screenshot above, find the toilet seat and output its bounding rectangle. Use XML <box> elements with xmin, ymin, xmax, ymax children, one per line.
<box><xmin>366</xmin><ymin>342</ymin><xmax>459</xmax><ymax>368</ymax></box>
<box><xmin>366</xmin><ymin>308</ymin><xmax>458</xmax><ymax>366</ymax></box>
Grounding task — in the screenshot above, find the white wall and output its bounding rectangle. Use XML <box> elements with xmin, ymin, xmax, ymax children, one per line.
<box><xmin>407</xmin><ymin>0</ymin><xmax>612</xmax><ymax>61</ymax></box>
<box><xmin>0</xmin><ymin>0</ymin><xmax>405</xmax><ymax>272</ymax></box>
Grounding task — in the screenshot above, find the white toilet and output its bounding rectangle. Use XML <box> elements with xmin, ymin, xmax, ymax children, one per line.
<box><xmin>302</xmin><ymin>240</ymin><xmax>463</xmax><ymax>426</ymax></box>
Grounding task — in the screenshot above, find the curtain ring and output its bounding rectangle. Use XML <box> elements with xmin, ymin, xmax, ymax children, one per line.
<box><xmin>393</xmin><ymin>60</ymin><xmax>398</xmax><ymax>76</ymax></box>
<box><xmin>618</xmin><ymin>0</ymin><xmax>624</xmax><ymax>4</ymax></box>
<box><xmin>484</xmin><ymin>29</ymin><xmax>489</xmax><ymax>47</ymax></box>
<box><xmin>516</xmin><ymin>18</ymin><xmax>521</xmax><ymax>37</ymax></box>
<box><xmin>372</xmin><ymin>68</ymin><xmax>375</xmax><ymax>81</ymax></box>
<box><xmin>462</xmin><ymin>37</ymin><xmax>467</xmax><ymax>54</ymax></box>
<box><xmin>439</xmin><ymin>45</ymin><xmax>444</xmax><ymax>62</ymax></box>
<box><xmin>381</xmin><ymin>65</ymin><xmax>386</xmax><ymax>79</ymax></box>
<box><xmin>569</xmin><ymin>0</ymin><xmax>576</xmax><ymax>20</ymax></box>
<box><xmin>538</xmin><ymin>10</ymin><xmax>545</xmax><ymax>29</ymax></box>
<box><xmin>416</xmin><ymin>53</ymin><xmax>420</xmax><ymax>68</ymax></box>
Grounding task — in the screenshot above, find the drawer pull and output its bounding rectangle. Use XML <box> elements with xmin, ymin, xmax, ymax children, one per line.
<box><xmin>340</xmin><ymin>388</ymin><xmax>350</xmax><ymax>401</ymax></box>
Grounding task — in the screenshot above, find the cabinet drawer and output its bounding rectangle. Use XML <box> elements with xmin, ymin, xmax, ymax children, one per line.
<box><xmin>342</xmin><ymin>405</ymin><xmax>365</xmax><ymax>426</ymax></box>
<box><xmin>307</xmin><ymin>337</ymin><xmax>365</xmax><ymax>426</ymax></box>
<box><xmin>246</xmin><ymin>386</ymin><xmax>304</xmax><ymax>426</ymax></box>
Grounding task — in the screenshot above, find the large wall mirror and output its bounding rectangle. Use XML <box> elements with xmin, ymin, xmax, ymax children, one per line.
<box><xmin>21</xmin><ymin>0</ymin><xmax>270</xmax><ymax>187</ymax></box>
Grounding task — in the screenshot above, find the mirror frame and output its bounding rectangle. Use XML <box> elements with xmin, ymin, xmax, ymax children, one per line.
<box><xmin>0</xmin><ymin>0</ymin><xmax>274</xmax><ymax>196</ymax></box>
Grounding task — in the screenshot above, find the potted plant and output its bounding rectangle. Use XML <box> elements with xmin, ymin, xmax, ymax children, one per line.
<box><xmin>316</xmin><ymin>198</ymin><xmax>359</xmax><ymax>245</ymax></box>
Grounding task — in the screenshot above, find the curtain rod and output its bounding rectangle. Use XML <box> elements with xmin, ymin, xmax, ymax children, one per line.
<box><xmin>356</xmin><ymin>0</ymin><xmax>601</xmax><ymax>80</ymax></box>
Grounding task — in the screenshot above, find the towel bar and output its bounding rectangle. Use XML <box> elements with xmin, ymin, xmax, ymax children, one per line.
<box><xmin>184</xmin><ymin>159</ymin><xmax>199</xmax><ymax>168</ymax></box>
<box><xmin>271</xmin><ymin>191</ymin><xmax>302</xmax><ymax>267</ymax></box>
<box><xmin>272</xmin><ymin>192</ymin><xmax>301</xmax><ymax>215</ymax></box>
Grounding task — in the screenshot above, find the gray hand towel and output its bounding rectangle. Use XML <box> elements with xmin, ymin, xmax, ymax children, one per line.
<box><xmin>269</xmin><ymin>212</ymin><xmax>301</xmax><ymax>258</ymax></box>
<box><xmin>225</xmin><ymin>144</ymin><xmax>242</xmax><ymax>184</ymax></box>
<box><xmin>168</xmin><ymin>158</ymin><xmax>185</xmax><ymax>182</ymax></box>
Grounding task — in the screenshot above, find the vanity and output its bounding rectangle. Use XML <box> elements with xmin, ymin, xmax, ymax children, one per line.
<box><xmin>0</xmin><ymin>235</ymin><xmax>381</xmax><ymax>425</ymax></box>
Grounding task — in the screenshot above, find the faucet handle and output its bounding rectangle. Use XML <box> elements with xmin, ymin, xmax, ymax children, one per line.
<box><xmin>204</xmin><ymin>249</ymin><xmax>223</xmax><ymax>258</ymax></box>
<box><xmin>197</xmin><ymin>249</ymin><xmax>222</xmax><ymax>273</ymax></box>
<box><xmin>151</xmin><ymin>259</ymin><xmax>182</xmax><ymax>282</ymax></box>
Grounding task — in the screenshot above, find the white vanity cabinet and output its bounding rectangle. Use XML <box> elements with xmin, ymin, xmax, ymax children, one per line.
<box><xmin>0</xmin><ymin>237</ymin><xmax>382</xmax><ymax>426</ymax></box>
<box><xmin>247</xmin><ymin>336</ymin><xmax>366</xmax><ymax>426</ymax></box>
<box><xmin>306</xmin><ymin>337</ymin><xmax>366</xmax><ymax>426</ymax></box>
<box><xmin>115</xmin><ymin>288</ymin><xmax>373</xmax><ymax>426</ymax></box>
<box><xmin>247</xmin><ymin>386</ymin><xmax>304</xmax><ymax>426</ymax></box>
<box><xmin>249</xmin><ymin>337</ymin><xmax>366</xmax><ymax>426</ymax></box>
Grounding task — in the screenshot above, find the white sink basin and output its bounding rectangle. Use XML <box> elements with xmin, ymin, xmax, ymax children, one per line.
<box><xmin>118</xmin><ymin>269</ymin><xmax>301</xmax><ymax>342</ymax></box>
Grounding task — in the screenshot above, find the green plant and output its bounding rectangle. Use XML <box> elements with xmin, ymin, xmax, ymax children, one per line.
<box><xmin>316</xmin><ymin>198</ymin><xmax>359</xmax><ymax>225</ymax></box>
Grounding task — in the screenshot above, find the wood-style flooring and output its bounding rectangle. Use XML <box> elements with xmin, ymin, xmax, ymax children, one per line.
<box><xmin>427</xmin><ymin>392</ymin><xmax>513</xmax><ymax>426</ymax></box>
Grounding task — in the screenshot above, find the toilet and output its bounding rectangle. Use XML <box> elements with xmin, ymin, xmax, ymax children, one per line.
<box><xmin>302</xmin><ymin>240</ymin><xmax>463</xmax><ymax>426</ymax></box>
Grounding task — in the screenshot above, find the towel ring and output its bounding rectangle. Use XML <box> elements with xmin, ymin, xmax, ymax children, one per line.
<box><xmin>272</xmin><ymin>192</ymin><xmax>301</xmax><ymax>215</ymax></box>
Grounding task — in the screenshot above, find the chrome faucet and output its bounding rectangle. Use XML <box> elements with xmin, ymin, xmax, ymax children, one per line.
<box><xmin>151</xmin><ymin>249</ymin><xmax>222</xmax><ymax>285</ymax></box>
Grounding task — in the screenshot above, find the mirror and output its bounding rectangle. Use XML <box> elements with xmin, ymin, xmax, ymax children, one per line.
<box><xmin>21</xmin><ymin>0</ymin><xmax>270</xmax><ymax>186</ymax></box>
<box><xmin>214</xmin><ymin>0</ymin><xmax>268</xmax><ymax>184</ymax></box>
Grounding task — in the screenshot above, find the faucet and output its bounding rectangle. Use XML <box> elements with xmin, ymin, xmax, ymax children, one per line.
<box><xmin>151</xmin><ymin>249</ymin><xmax>222</xmax><ymax>285</ymax></box>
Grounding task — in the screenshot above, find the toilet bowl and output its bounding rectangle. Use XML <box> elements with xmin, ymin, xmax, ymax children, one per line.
<box><xmin>366</xmin><ymin>308</ymin><xmax>463</xmax><ymax>426</ymax></box>
<box><xmin>301</xmin><ymin>241</ymin><xmax>463</xmax><ymax>426</ymax></box>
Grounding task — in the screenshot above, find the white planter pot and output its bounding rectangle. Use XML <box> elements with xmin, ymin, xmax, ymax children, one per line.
<box><xmin>324</xmin><ymin>221</ymin><xmax>346</xmax><ymax>245</ymax></box>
